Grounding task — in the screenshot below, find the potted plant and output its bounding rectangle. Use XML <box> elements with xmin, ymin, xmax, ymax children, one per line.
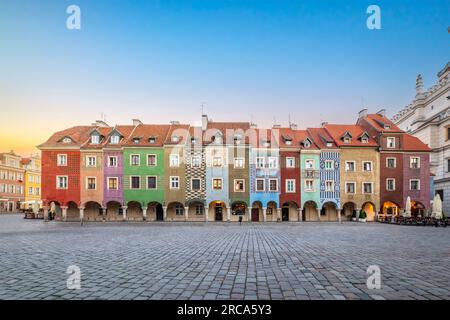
<box><xmin>359</xmin><ymin>210</ymin><xmax>367</xmax><ymax>223</ymax></box>
<box><xmin>351</xmin><ymin>211</ymin><xmax>357</xmax><ymax>221</ymax></box>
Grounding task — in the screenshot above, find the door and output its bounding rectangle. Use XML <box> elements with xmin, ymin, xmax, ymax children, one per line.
<box><xmin>215</xmin><ymin>205</ymin><xmax>223</xmax><ymax>221</ymax></box>
<box><xmin>251</xmin><ymin>208</ymin><xmax>259</xmax><ymax>222</ymax></box>
<box><xmin>282</xmin><ymin>208</ymin><xmax>289</xmax><ymax>221</ymax></box>
<box><xmin>156</xmin><ymin>204</ymin><xmax>164</xmax><ymax>221</ymax></box>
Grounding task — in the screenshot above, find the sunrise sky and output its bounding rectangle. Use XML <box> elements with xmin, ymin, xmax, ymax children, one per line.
<box><xmin>0</xmin><ymin>0</ymin><xmax>449</xmax><ymax>156</ymax></box>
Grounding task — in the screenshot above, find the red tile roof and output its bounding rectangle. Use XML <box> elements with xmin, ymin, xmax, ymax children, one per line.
<box><xmin>307</xmin><ymin>128</ymin><xmax>337</xmax><ymax>149</ymax></box>
<box><xmin>364</xmin><ymin>114</ymin><xmax>402</xmax><ymax>133</ymax></box>
<box><xmin>324</xmin><ymin>124</ymin><xmax>378</xmax><ymax>147</ymax></box>
<box><xmin>38</xmin><ymin>126</ymin><xmax>94</xmax><ymax>148</ymax></box>
<box><xmin>123</xmin><ymin>124</ymin><xmax>171</xmax><ymax>147</ymax></box>
<box><xmin>402</xmin><ymin>134</ymin><xmax>431</xmax><ymax>152</ymax></box>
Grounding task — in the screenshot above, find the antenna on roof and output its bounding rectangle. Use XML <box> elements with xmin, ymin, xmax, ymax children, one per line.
<box><xmin>201</xmin><ymin>102</ymin><xmax>206</xmax><ymax>115</ymax></box>
<box><xmin>288</xmin><ymin>114</ymin><xmax>291</xmax><ymax>126</ymax></box>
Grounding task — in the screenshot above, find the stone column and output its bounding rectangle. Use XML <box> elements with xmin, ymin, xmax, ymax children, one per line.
<box><xmin>61</xmin><ymin>206</ymin><xmax>68</xmax><ymax>222</ymax></box>
<box><xmin>184</xmin><ymin>206</ymin><xmax>189</xmax><ymax>221</ymax></box>
<box><xmin>142</xmin><ymin>208</ymin><xmax>147</xmax><ymax>221</ymax></box>
<box><xmin>101</xmin><ymin>207</ymin><xmax>106</xmax><ymax>222</ymax></box>
<box><xmin>227</xmin><ymin>207</ymin><xmax>231</xmax><ymax>222</ymax></box>
<box><xmin>355</xmin><ymin>208</ymin><xmax>361</xmax><ymax>222</ymax></box>
<box><xmin>79</xmin><ymin>207</ymin><xmax>85</xmax><ymax>222</ymax></box>
<box><xmin>205</xmin><ymin>207</ymin><xmax>208</xmax><ymax>222</ymax></box>
<box><xmin>247</xmin><ymin>207</ymin><xmax>252</xmax><ymax>222</ymax></box>
<box><xmin>43</xmin><ymin>204</ymin><xmax>49</xmax><ymax>222</ymax></box>
<box><xmin>163</xmin><ymin>206</ymin><xmax>167</xmax><ymax>221</ymax></box>
<box><xmin>298</xmin><ymin>208</ymin><xmax>303</xmax><ymax>222</ymax></box>
<box><xmin>122</xmin><ymin>206</ymin><xmax>127</xmax><ymax>221</ymax></box>
<box><xmin>337</xmin><ymin>209</ymin><xmax>342</xmax><ymax>223</ymax></box>
<box><xmin>276</xmin><ymin>208</ymin><xmax>281</xmax><ymax>222</ymax></box>
<box><xmin>262</xmin><ymin>207</ymin><xmax>267</xmax><ymax>222</ymax></box>
<box><xmin>316</xmin><ymin>208</ymin><xmax>321</xmax><ymax>222</ymax></box>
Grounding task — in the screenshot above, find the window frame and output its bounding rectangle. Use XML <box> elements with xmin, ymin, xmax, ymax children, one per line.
<box><xmin>409</xmin><ymin>179</ymin><xmax>421</xmax><ymax>191</ymax></box>
<box><xmin>130</xmin><ymin>154</ymin><xmax>140</xmax><ymax>166</ymax></box>
<box><xmin>130</xmin><ymin>176</ymin><xmax>141</xmax><ymax>189</ymax></box>
<box><xmin>57</xmin><ymin>154</ymin><xmax>67</xmax><ymax>166</ymax></box>
<box><xmin>410</xmin><ymin>157</ymin><xmax>420</xmax><ymax>169</ymax></box>
<box><xmin>286</xmin><ymin>179</ymin><xmax>295</xmax><ymax>193</ymax></box>
<box><xmin>386</xmin><ymin>178</ymin><xmax>396</xmax><ymax>191</ymax></box>
<box><xmin>324</xmin><ymin>160</ymin><xmax>334</xmax><ymax>170</ymax></box>
<box><xmin>146</xmin><ymin>176</ymin><xmax>157</xmax><ymax>190</ymax></box>
<box><xmin>108</xmin><ymin>156</ymin><xmax>118</xmax><ymax>167</ymax></box>
<box><xmin>345</xmin><ymin>161</ymin><xmax>356</xmax><ymax>172</ymax></box>
<box><xmin>386</xmin><ymin>157</ymin><xmax>396</xmax><ymax>168</ymax></box>
<box><xmin>86</xmin><ymin>155</ymin><xmax>97</xmax><ymax>167</ymax></box>
<box><xmin>234</xmin><ymin>179</ymin><xmax>245</xmax><ymax>192</ymax></box>
<box><xmin>256</xmin><ymin>157</ymin><xmax>265</xmax><ymax>168</ymax></box>
<box><xmin>362</xmin><ymin>182</ymin><xmax>373</xmax><ymax>194</ymax></box>
<box><xmin>255</xmin><ymin>178</ymin><xmax>265</xmax><ymax>192</ymax></box>
<box><xmin>191</xmin><ymin>178</ymin><xmax>201</xmax><ymax>191</ymax></box>
<box><xmin>386</xmin><ymin>137</ymin><xmax>396</xmax><ymax>148</ymax></box>
<box><xmin>268</xmin><ymin>178</ymin><xmax>278</xmax><ymax>192</ymax></box>
<box><xmin>234</xmin><ymin>157</ymin><xmax>245</xmax><ymax>169</ymax></box>
<box><xmin>56</xmin><ymin>175</ymin><xmax>68</xmax><ymax>189</ymax></box>
<box><xmin>325</xmin><ymin>180</ymin><xmax>334</xmax><ymax>192</ymax></box>
<box><xmin>286</xmin><ymin>157</ymin><xmax>295</xmax><ymax>168</ymax></box>
<box><xmin>362</xmin><ymin>161</ymin><xmax>373</xmax><ymax>172</ymax></box>
<box><xmin>345</xmin><ymin>181</ymin><xmax>356</xmax><ymax>194</ymax></box>
<box><xmin>86</xmin><ymin>176</ymin><xmax>97</xmax><ymax>190</ymax></box>
<box><xmin>170</xmin><ymin>176</ymin><xmax>180</xmax><ymax>189</ymax></box>
<box><xmin>212</xmin><ymin>178</ymin><xmax>223</xmax><ymax>190</ymax></box>
<box><xmin>107</xmin><ymin>177</ymin><xmax>119</xmax><ymax>190</ymax></box>
<box><xmin>304</xmin><ymin>179</ymin><xmax>314</xmax><ymax>192</ymax></box>
<box><xmin>147</xmin><ymin>154</ymin><xmax>157</xmax><ymax>166</ymax></box>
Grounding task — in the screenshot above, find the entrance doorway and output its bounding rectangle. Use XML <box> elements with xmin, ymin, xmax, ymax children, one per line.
<box><xmin>156</xmin><ymin>204</ymin><xmax>164</xmax><ymax>221</ymax></box>
<box><xmin>281</xmin><ymin>207</ymin><xmax>289</xmax><ymax>221</ymax></box>
<box><xmin>251</xmin><ymin>208</ymin><xmax>259</xmax><ymax>221</ymax></box>
<box><xmin>215</xmin><ymin>204</ymin><xmax>223</xmax><ymax>221</ymax></box>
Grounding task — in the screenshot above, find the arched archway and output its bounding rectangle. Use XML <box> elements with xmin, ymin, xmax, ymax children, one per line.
<box><xmin>66</xmin><ymin>201</ymin><xmax>79</xmax><ymax>221</ymax></box>
<box><xmin>147</xmin><ymin>202</ymin><xmax>163</xmax><ymax>221</ymax></box>
<box><xmin>251</xmin><ymin>201</ymin><xmax>263</xmax><ymax>222</ymax></box>
<box><xmin>167</xmin><ymin>201</ymin><xmax>185</xmax><ymax>221</ymax></box>
<box><xmin>84</xmin><ymin>201</ymin><xmax>102</xmax><ymax>221</ymax></box>
<box><xmin>362</xmin><ymin>202</ymin><xmax>376</xmax><ymax>221</ymax></box>
<box><xmin>302</xmin><ymin>201</ymin><xmax>318</xmax><ymax>221</ymax></box>
<box><xmin>48</xmin><ymin>201</ymin><xmax>62</xmax><ymax>220</ymax></box>
<box><xmin>381</xmin><ymin>201</ymin><xmax>400</xmax><ymax>217</ymax></box>
<box><xmin>321</xmin><ymin>201</ymin><xmax>338</xmax><ymax>221</ymax></box>
<box><xmin>208</xmin><ymin>201</ymin><xmax>226</xmax><ymax>221</ymax></box>
<box><xmin>127</xmin><ymin>201</ymin><xmax>143</xmax><ymax>221</ymax></box>
<box><xmin>231</xmin><ymin>201</ymin><xmax>247</xmax><ymax>222</ymax></box>
<box><xmin>411</xmin><ymin>201</ymin><xmax>425</xmax><ymax>217</ymax></box>
<box><xmin>342</xmin><ymin>202</ymin><xmax>356</xmax><ymax>221</ymax></box>
<box><xmin>282</xmin><ymin>201</ymin><xmax>300</xmax><ymax>222</ymax></box>
<box><xmin>266</xmin><ymin>201</ymin><xmax>278</xmax><ymax>222</ymax></box>
<box><xmin>186</xmin><ymin>200</ymin><xmax>205</xmax><ymax>221</ymax></box>
<box><xmin>106</xmin><ymin>201</ymin><xmax>122</xmax><ymax>221</ymax></box>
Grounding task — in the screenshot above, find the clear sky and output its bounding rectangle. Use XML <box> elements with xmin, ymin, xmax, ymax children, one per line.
<box><xmin>0</xmin><ymin>0</ymin><xmax>449</xmax><ymax>156</ymax></box>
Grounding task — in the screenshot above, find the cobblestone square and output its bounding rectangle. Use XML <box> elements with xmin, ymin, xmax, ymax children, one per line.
<box><xmin>0</xmin><ymin>214</ymin><xmax>448</xmax><ymax>300</ymax></box>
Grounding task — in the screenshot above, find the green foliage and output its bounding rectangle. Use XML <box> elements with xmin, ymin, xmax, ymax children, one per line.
<box><xmin>359</xmin><ymin>210</ymin><xmax>367</xmax><ymax>219</ymax></box>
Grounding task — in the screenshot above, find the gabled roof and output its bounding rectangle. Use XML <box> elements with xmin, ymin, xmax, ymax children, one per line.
<box><xmin>123</xmin><ymin>124</ymin><xmax>171</xmax><ymax>147</ymax></box>
<box><xmin>324</xmin><ymin>124</ymin><xmax>378</xmax><ymax>147</ymax></box>
<box><xmin>38</xmin><ymin>126</ymin><xmax>94</xmax><ymax>148</ymax></box>
<box><xmin>204</xmin><ymin>121</ymin><xmax>251</xmax><ymax>145</ymax></box>
<box><xmin>307</xmin><ymin>128</ymin><xmax>337</xmax><ymax>149</ymax></box>
<box><xmin>164</xmin><ymin>124</ymin><xmax>190</xmax><ymax>145</ymax></box>
<box><xmin>363</xmin><ymin>114</ymin><xmax>402</xmax><ymax>133</ymax></box>
<box><xmin>402</xmin><ymin>134</ymin><xmax>431</xmax><ymax>152</ymax></box>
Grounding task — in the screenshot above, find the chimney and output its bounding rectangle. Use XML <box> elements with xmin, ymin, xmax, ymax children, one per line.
<box><xmin>321</xmin><ymin>121</ymin><xmax>328</xmax><ymax>128</ymax></box>
<box><xmin>202</xmin><ymin>114</ymin><xmax>208</xmax><ymax>131</ymax></box>
<box><xmin>289</xmin><ymin>123</ymin><xmax>298</xmax><ymax>130</ymax></box>
<box><xmin>358</xmin><ymin>108</ymin><xmax>368</xmax><ymax>119</ymax></box>
<box><xmin>376</xmin><ymin>109</ymin><xmax>386</xmax><ymax>117</ymax></box>
<box><xmin>250</xmin><ymin>123</ymin><xmax>257</xmax><ymax>129</ymax></box>
<box><xmin>132</xmin><ymin>119</ymin><xmax>142</xmax><ymax>126</ymax></box>
<box><xmin>170</xmin><ymin>120</ymin><xmax>180</xmax><ymax>125</ymax></box>
<box><xmin>272</xmin><ymin>124</ymin><xmax>281</xmax><ymax>129</ymax></box>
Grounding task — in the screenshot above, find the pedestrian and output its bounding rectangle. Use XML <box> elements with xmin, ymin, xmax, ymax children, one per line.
<box><xmin>238</xmin><ymin>215</ymin><xmax>242</xmax><ymax>225</ymax></box>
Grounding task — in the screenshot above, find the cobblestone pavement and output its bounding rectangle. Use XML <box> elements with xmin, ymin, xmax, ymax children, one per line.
<box><xmin>0</xmin><ymin>214</ymin><xmax>449</xmax><ymax>300</ymax></box>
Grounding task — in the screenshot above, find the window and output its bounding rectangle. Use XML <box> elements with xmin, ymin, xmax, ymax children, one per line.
<box><xmin>387</xmin><ymin>137</ymin><xmax>395</xmax><ymax>148</ymax></box>
<box><xmin>86</xmin><ymin>177</ymin><xmax>96</xmax><ymax>190</ymax></box>
<box><xmin>447</xmin><ymin>127</ymin><xmax>450</xmax><ymax>140</ymax></box>
<box><xmin>147</xmin><ymin>176</ymin><xmax>157</xmax><ymax>189</ymax></box>
<box><xmin>286</xmin><ymin>157</ymin><xmax>295</xmax><ymax>168</ymax></box>
<box><xmin>268</xmin><ymin>157</ymin><xmax>278</xmax><ymax>168</ymax></box>
<box><xmin>171</xmin><ymin>136</ymin><xmax>180</xmax><ymax>143</ymax></box>
<box><xmin>91</xmin><ymin>135</ymin><xmax>100</xmax><ymax>144</ymax></box>
<box><xmin>170</xmin><ymin>176</ymin><xmax>180</xmax><ymax>189</ymax></box>
<box><xmin>57</xmin><ymin>154</ymin><xmax>67</xmax><ymax>166</ymax></box>
<box><xmin>28</xmin><ymin>175</ymin><xmax>34</xmax><ymax>183</ymax></box>
<box><xmin>363</xmin><ymin>182</ymin><xmax>373</xmax><ymax>194</ymax></box>
<box><xmin>304</xmin><ymin>140</ymin><xmax>311</xmax><ymax>148</ymax></box>
<box><xmin>410</xmin><ymin>179</ymin><xmax>420</xmax><ymax>190</ymax></box>
<box><xmin>386</xmin><ymin>178</ymin><xmax>395</xmax><ymax>191</ymax></box>
<box><xmin>195</xmin><ymin>204</ymin><xmax>204</xmax><ymax>215</ymax></box>
<box><xmin>234</xmin><ymin>179</ymin><xmax>245</xmax><ymax>192</ymax></box>
<box><xmin>212</xmin><ymin>178</ymin><xmax>222</xmax><ymax>190</ymax></box>
<box><xmin>256</xmin><ymin>157</ymin><xmax>265</xmax><ymax>168</ymax></box>
<box><xmin>149</xmin><ymin>137</ymin><xmax>156</xmax><ymax>144</ymax></box>
<box><xmin>386</xmin><ymin>157</ymin><xmax>396</xmax><ymax>168</ymax></box>
<box><xmin>147</xmin><ymin>154</ymin><xmax>157</xmax><ymax>166</ymax></box>
<box><xmin>345</xmin><ymin>161</ymin><xmax>355</xmax><ymax>172</ymax></box>
<box><xmin>35</xmin><ymin>187</ymin><xmax>40</xmax><ymax>196</ymax></box>
<box><xmin>9</xmin><ymin>172</ymin><xmax>15</xmax><ymax>180</ymax></box>
<box><xmin>170</xmin><ymin>154</ymin><xmax>180</xmax><ymax>167</ymax></box>
<box><xmin>62</xmin><ymin>137</ymin><xmax>72</xmax><ymax>144</ymax></box>
<box><xmin>256</xmin><ymin>179</ymin><xmax>265</xmax><ymax>192</ymax></box>
<box><xmin>191</xmin><ymin>156</ymin><xmax>201</xmax><ymax>167</ymax></box>
<box><xmin>234</xmin><ymin>158</ymin><xmax>245</xmax><ymax>168</ymax></box>
<box><xmin>110</xmin><ymin>135</ymin><xmax>120</xmax><ymax>144</ymax></box>
<box><xmin>133</xmin><ymin>138</ymin><xmax>140</xmax><ymax>144</ymax></box>
<box><xmin>361</xmin><ymin>137</ymin><xmax>368</xmax><ymax>143</ymax></box>
<box><xmin>344</xmin><ymin>137</ymin><xmax>351</xmax><ymax>144</ymax></box>
<box><xmin>269</xmin><ymin>179</ymin><xmax>278</xmax><ymax>192</ymax></box>
<box><xmin>108</xmin><ymin>177</ymin><xmax>118</xmax><ymax>190</ymax></box>
<box><xmin>36</xmin><ymin>176</ymin><xmax>40</xmax><ymax>183</ymax></box>
<box><xmin>130</xmin><ymin>154</ymin><xmax>140</xmax><ymax>166</ymax></box>
<box><xmin>130</xmin><ymin>176</ymin><xmax>140</xmax><ymax>189</ymax></box>
<box><xmin>212</xmin><ymin>157</ymin><xmax>222</xmax><ymax>167</ymax></box>
<box><xmin>0</xmin><ymin>184</ymin><xmax>6</xmax><ymax>193</ymax></box>
<box><xmin>325</xmin><ymin>160</ymin><xmax>334</xmax><ymax>170</ymax></box>
<box><xmin>410</xmin><ymin>157</ymin><xmax>420</xmax><ymax>169</ymax></box>
<box><xmin>286</xmin><ymin>179</ymin><xmax>295</xmax><ymax>193</ymax></box>
<box><xmin>305</xmin><ymin>159</ymin><xmax>314</xmax><ymax>169</ymax></box>
<box><xmin>325</xmin><ymin>180</ymin><xmax>334</xmax><ymax>192</ymax></box>
<box><xmin>346</xmin><ymin>182</ymin><xmax>355</xmax><ymax>194</ymax></box>
<box><xmin>108</xmin><ymin>156</ymin><xmax>118</xmax><ymax>167</ymax></box>
<box><xmin>191</xmin><ymin>178</ymin><xmax>201</xmax><ymax>190</ymax></box>
<box><xmin>28</xmin><ymin>187</ymin><xmax>33</xmax><ymax>195</ymax></box>
<box><xmin>175</xmin><ymin>204</ymin><xmax>184</xmax><ymax>215</ymax></box>
<box><xmin>56</xmin><ymin>176</ymin><xmax>68</xmax><ymax>189</ymax></box>
<box><xmin>9</xmin><ymin>185</ymin><xmax>14</xmax><ymax>193</ymax></box>
<box><xmin>86</xmin><ymin>156</ymin><xmax>96</xmax><ymax>167</ymax></box>
<box><xmin>363</xmin><ymin>161</ymin><xmax>372</xmax><ymax>172</ymax></box>
<box><xmin>304</xmin><ymin>180</ymin><xmax>314</xmax><ymax>192</ymax></box>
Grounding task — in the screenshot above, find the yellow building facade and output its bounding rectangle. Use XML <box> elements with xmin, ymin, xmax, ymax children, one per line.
<box><xmin>21</xmin><ymin>155</ymin><xmax>42</xmax><ymax>209</ymax></box>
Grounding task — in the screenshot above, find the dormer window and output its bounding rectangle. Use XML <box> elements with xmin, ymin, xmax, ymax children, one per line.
<box><xmin>342</xmin><ymin>132</ymin><xmax>352</xmax><ymax>144</ymax></box>
<box><xmin>344</xmin><ymin>137</ymin><xmax>351</xmax><ymax>143</ymax></box>
<box><xmin>286</xmin><ymin>140</ymin><xmax>292</xmax><ymax>145</ymax></box>
<box><xmin>110</xmin><ymin>135</ymin><xmax>120</xmax><ymax>144</ymax></box>
<box><xmin>215</xmin><ymin>136</ymin><xmax>222</xmax><ymax>144</ymax></box>
<box><xmin>384</xmin><ymin>124</ymin><xmax>391</xmax><ymax>130</ymax></box>
<box><xmin>91</xmin><ymin>135</ymin><xmax>100</xmax><ymax>144</ymax></box>
<box><xmin>191</xmin><ymin>137</ymin><xmax>197</xmax><ymax>145</ymax></box>
<box><xmin>62</xmin><ymin>137</ymin><xmax>72</xmax><ymax>144</ymax></box>
<box><xmin>361</xmin><ymin>137</ymin><xmax>368</xmax><ymax>143</ymax></box>
<box><xmin>387</xmin><ymin>137</ymin><xmax>395</xmax><ymax>148</ymax></box>
<box><xmin>148</xmin><ymin>137</ymin><xmax>156</xmax><ymax>144</ymax></box>
<box><xmin>359</xmin><ymin>132</ymin><xmax>370</xmax><ymax>143</ymax></box>
<box><xmin>326</xmin><ymin>142</ymin><xmax>332</xmax><ymax>147</ymax></box>
<box><xmin>234</xmin><ymin>134</ymin><xmax>242</xmax><ymax>144</ymax></box>
<box><xmin>171</xmin><ymin>136</ymin><xmax>180</xmax><ymax>143</ymax></box>
<box><xmin>133</xmin><ymin>138</ymin><xmax>141</xmax><ymax>144</ymax></box>
<box><xmin>263</xmin><ymin>141</ymin><xmax>270</xmax><ymax>147</ymax></box>
<box><xmin>303</xmin><ymin>139</ymin><xmax>311</xmax><ymax>148</ymax></box>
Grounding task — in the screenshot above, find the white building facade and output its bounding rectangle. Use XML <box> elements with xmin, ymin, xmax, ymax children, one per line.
<box><xmin>392</xmin><ymin>62</ymin><xmax>450</xmax><ymax>214</ymax></box>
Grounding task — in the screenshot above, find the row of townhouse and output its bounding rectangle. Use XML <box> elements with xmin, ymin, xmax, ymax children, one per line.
<box><xmin>0</xmin><ymin>151</ymin><xmax>42</xmax><ymax>212</ymax></box>
<box><xmin>37</xmin><ymin>110</ymin><xmax>431</xmax><ymax>222</ymax></box>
